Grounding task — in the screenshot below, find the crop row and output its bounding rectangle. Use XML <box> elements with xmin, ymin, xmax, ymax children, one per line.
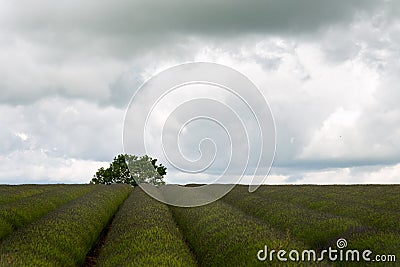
<box><xmin>230</xmin><ymin>185</ymin><xmax>400</xmax><ymax>233</ymax></box>
<box><xmin>242</xmin><ymin>185</ymin><xmax>400</xmax><ymax>224</ymax></box>
<box><xmin>221</xmin><ymin>186</ymin><xmax>361</xmax><ymax>249</ymax></box>
<box><xmin>1</xmin><ymin>184</ymin><xmax>396</xmax><ymax>266</ymax></box>
<box><xmin>223</xmin><ymin>186</ymin><xmax>400</xmax><ymax>261</ymax></box>
<box><xmin>170</xmin><ymin>188</ymin><xmax>309</xmax><ymax>266</ymax></box>
<box><xmin>0</xmin><ymin>184</ymin><xmax>96</xmax><ymax>240</ymax></box>
<box><xmin>0</xmin><ymin>185</ymin><xmax>62</xmax><ymax>205</ymax></box>
<box><xmin>0</xmin><ymin>184</ymin><xmax>131</xmax><ymax>266</ymax></box>
<box><xmin>270</xmin><ymin>185</ymin><xmax>400</xmax><ymax>232</ymax></box>
<box><xmin>96</xmin><ymin>187</ymin><xmax>197</xmax><ymax>266</ymax></box>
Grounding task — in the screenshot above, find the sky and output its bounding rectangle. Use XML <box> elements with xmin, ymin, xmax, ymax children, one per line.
<box><xmin>0</xmin><ymin>0</ymin><xmax>399</xmax><ymax>184</ymax></box>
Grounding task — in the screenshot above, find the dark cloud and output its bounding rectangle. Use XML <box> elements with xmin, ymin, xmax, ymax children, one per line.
<box><xmin>5</xmin><ymin>0</ymin><xmax>380</xmax><ymax>37</ymax></box>
<box><xmin>1</xmin><ymin>0</ymin><xmax>384</xmax><ymax>66</ymax></box>
<box><xmin>0</xmin><ymin>0</ymin><xmax>399</xmax><ymax>183</ymax></box>
<box><xmin>0</xmin><ymin>0</ymin><xmax>391</xmax><ymax>106</ymax></box>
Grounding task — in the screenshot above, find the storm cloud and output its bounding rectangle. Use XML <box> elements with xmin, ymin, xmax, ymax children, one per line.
<box><xmin>0</xmin><ymin>0</ymin><xmax>399</xmax><ymax>183</ymax></box>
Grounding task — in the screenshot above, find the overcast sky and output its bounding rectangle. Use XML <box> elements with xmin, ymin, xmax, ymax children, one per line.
<box><xmin>1</xmin><ymin>0</ymin><xmax>399</xmax><ymax>184</ymax></box>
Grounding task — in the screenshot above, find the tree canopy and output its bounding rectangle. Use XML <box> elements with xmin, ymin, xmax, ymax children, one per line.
<box><xmin>90</xmin><ymin>154</ymin><xmax>166</xmax><ymax>186</ymax></box>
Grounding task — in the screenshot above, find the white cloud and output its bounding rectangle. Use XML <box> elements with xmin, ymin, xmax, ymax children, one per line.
<box><xmin>284</xmin><ymin>163</ymin><xmax>400</xmax><ymax>184</ymax></box>
<box><xmin>0</xmin><ymin>150</ymin><xmax>109</xmax><ymax>184</ymax></box>
<box><xmin>15</xmin><ymin>132</ymin><xmax>28</xmax><ymax>141</ymax></box>
<box><xmin>0</xmin><ymin>98</ymin><xmax>125</xmax><ymax>161</ymax></box>
<box><xmin>300</xmin><ymin>107</ymin><xmax>362</xmax><ymax>159</ymax></box>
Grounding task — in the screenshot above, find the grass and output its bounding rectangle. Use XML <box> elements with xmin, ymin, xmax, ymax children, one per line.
<box><xmin>0</xmin><ymin>184</ymin><xmax>131</xmax><ymax>266</ymax></box>
<box><xmin>96</xmin><ymin>187</ymin><xmax>197</xmax><ymax>267</ymax></box>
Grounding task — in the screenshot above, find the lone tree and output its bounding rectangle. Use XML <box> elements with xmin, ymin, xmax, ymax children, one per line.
<box><xmin>90</xmin><ymin>154</ymin><xmax>166</xmax><ymax>186</ymax></box>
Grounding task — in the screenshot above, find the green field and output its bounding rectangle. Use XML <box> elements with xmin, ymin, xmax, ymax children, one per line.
<box><xmin>0</xmin><ymin>184</ymin><xmax>398</xmax><ymax>266</ymax></box>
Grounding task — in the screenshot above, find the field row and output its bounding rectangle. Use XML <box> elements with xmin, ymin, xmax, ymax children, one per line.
<box><xmin>96</xmin><ymin>187</ymin><xmax>197</xmax><ymax>266</ymax></box>
<box><xmin>0</xmin><ymin>185</ymin><xmax>96</xmax><ymax>240</ymax></box>
<box><xmin>221</xmin><ymin>185</ymin><xmax>400</xmax><ymax>262</ymax></box>
<box><xmin>232</xmin><ymin>185</ymin><xmax>400</xmax><ymax>231</ymax></box>
<box><xmin>0</xmin><ymin>185</ymin><xmax>63</xmax><ymax>205</ymax></box>
<box><xmin>0</xmin><ymin>185</ymin><xmax>398</xmax><ymax>266</ymax></box>
<box><xmin>0</xmin><ymin>184</ymin><xmax>131</xmax><ymax>266</ymax></box>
